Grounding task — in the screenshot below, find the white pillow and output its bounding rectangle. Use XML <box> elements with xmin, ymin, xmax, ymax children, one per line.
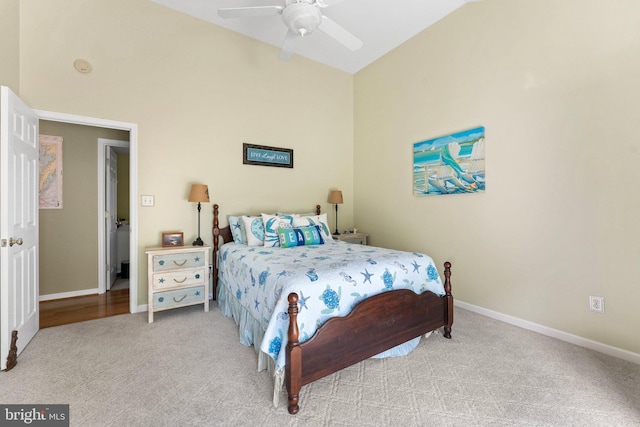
<box><xmin>262</xmin><ymin>213</ymin><xmax>295</xmax><ymax>247</ymax></box>
<box><xmin>277</xmin><ymin>212</ymin><xmax>313</xmax><ymax>217</ymax></box>
<box><xmin>293</xmin><ymin>213</ymin><xmax>333</xmax><ymax>241</ymax></box>
<box><xmin>241</xmin><ymin>215</ymin><xmax>265</xmax><ymax>247</ymax></box>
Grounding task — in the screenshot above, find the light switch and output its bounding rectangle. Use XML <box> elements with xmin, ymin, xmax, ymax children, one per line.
<box><xmin>141</xmin><ymin>195</ymin><xmax>154</xmax><ymax>207</ymax></box>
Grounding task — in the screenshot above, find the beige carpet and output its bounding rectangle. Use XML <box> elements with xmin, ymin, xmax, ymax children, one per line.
<box><xmin>1</xmin><ymin>304</ymin><xmax>638</xmax><ymax>426</ymax></box>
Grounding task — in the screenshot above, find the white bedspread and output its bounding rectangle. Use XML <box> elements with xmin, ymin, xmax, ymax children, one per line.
<box><xmin>216</xmin><ymin>240</ymin><xmax>445</xmax><ymax>373</ymax></box>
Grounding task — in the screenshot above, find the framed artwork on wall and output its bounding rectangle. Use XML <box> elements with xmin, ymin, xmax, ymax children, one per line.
<box><xmin>413</xmin><ymin>126</ymin><xmax>485</xmax><ymax>196</ymax></box>
<box><xmin>39</xmin><ymin>135</ymin><xmax>63</xmax><ymax>209</ymax></box>
<box><xmin>243</xmin><ymin>143</ymin><xmax>293</xmax><ymax>168</ymax></box>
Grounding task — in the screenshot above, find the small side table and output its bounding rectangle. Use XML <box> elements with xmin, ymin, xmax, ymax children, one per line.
<box><xmin>146</xmin><ymin>245</ymin><xmax>210</xmax><ymax>323</ymax></box>
<box><xmin>334</xmin><ymin>232</ymin><xmax>368</xmax><ymax>245</ymax></box>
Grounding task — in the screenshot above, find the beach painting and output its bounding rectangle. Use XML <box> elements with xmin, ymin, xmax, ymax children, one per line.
<box><xmin>413</xmin><ymin>126</ymin><xmax>485</xmax><ymax>196</ymax></box>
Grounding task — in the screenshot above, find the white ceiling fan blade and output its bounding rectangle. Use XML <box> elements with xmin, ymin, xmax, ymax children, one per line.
<box><xmin>279</xmin><ymin>30</ymin><xmax>299</xmax><ymax>61</ymax></box>
<box><xmin>218</xmin><ymin>6</ymin><xmax>283</xmax><ymax>19</ymax></box>
<box><xmin>318</xmin><ymin>15</ymin><xmax>363</xmax><ymax>51</ymax></box>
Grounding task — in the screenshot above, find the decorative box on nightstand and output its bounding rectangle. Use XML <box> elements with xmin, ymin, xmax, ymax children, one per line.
<box><xmin>146</xmin><ymin>245</ymin><xmax>210</xmax><ymax>323</ymax></box>
<box><xmin>334</xmin><ymin>232</ymin><xmax>368</xmax><ymax>245</ymax></box>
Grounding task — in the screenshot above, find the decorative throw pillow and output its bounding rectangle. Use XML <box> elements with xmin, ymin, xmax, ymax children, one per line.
<box><xmin>241</xmin><ymin>215</ymin><xmax>265</xmax><ymax>247</ymax></box>
<box><xmin>277</xmin><ymin>212</ymin><xmax>313</xmax><ymax>217</ymax></box>
<box><xmin>293</xmin><ymin>213</ymin><xmax>333</xmax><ymax>241</ymax></box>
<box><xmin>228</xmin><ymin>215</ymin><xmax>245</xmax><ymax>244</ymax></box>
<box><xmin>262</xmin><ymin>213</ymin><xmax>295</xmax><ymax>247</ymax></box>
<box><xmin>278</xmin><ymin>226</ymin><xmax>325</xmax><ymax>248</ymax></box>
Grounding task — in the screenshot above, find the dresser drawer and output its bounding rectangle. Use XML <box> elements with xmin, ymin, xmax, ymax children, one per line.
<box><xmin>153</xmin><ymin>286</ymin><xmax>205</xmax><ymax>310</ymax></box>
<box><xmin>153</xmin><ymin>252</ymin><xmax>205</xmax><ymax>272</ymax></box>
<box><xmin>152</xmin><ymin>268</ymin><xmax>206</xmax><ymax>290</ymax></box>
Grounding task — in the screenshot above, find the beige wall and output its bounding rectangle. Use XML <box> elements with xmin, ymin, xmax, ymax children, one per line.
<box><xmin>18</xmin><ymin>0</ymin><xmax>354</xmax><ymax>305</ymax></box>
<box><xmin>0</xmin><ymin>0</ymin><xmax>20</xmax><ymax>93</ymax></box>
<box><xmin>39</xmin><ymin>121</ymin><xmax>129</xmax><ymax>296</ymax></box>
<box><xmin>354</xmin><ymin>0</ymin><xmax>640</xmax><ymax>354</ymax></box>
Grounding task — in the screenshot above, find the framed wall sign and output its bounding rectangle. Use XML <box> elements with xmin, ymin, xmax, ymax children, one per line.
<box><xmin>243</xmin><ymin>143</ymin><xmax>293</xmax><ymax>168</ymax></box>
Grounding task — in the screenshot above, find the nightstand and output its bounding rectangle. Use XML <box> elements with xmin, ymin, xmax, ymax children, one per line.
<box><xmin>146</xmin><ymin>245</ymin><xmax>210</xmax><ymax>323</ymax></box>
<box><xmin>334</xmin><ymin>232</ymin><xmax>368</xmax><ymax>245</ymax></box>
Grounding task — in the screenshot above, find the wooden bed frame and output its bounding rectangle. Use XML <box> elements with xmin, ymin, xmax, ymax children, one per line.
<box><xmin>212</xmin><ymin>204</ymin><xmax>453</xmax><ymax>414</ymax></box>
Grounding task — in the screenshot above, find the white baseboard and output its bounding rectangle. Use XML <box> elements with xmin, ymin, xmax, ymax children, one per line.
<box><xmin>137</xmin><ymin>303</ymin><xmax>148</xmax><ymax>313</ymax></box>
<box><xmin>455</xmin><ymin>300</ymin><xmax>640</xmax><ymax>365</ymax></box>
<box><xmin>40</xmin><ymin>288</ymin><xmax>98</xmax><ymax>301</ymax></box>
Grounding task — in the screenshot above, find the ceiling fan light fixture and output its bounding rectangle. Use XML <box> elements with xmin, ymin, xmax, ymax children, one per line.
<box><xmin>282</xmin><ymin>2</ymin><xmax>322</xmax><ymax>37</ymax></box>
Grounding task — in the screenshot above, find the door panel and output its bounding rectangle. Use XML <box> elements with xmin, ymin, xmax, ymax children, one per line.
<box><xmin>1</xmin><ymin>86</ymin><xmax>40</xmax><ymax>370</ymax></box>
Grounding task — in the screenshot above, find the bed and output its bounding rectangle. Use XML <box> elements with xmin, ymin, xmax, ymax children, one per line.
<box><xmin>212</xmin><ymin>204</ymin><xmax>453</xmax><ymax>414</ymax></box>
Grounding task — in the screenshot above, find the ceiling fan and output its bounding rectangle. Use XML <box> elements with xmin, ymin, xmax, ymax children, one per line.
<box><xmin>218</xmin><ymin>0</ymin><xmax>363</xmax><ymax>60</ymax></box>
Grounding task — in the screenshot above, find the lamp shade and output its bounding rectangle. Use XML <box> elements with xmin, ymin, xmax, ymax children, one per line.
<box><xmin>188</xmin><ymin>184</ymin><xmax>210</xmax><ymax>203</ymax></box>
<box><xmin>328</xmin><ymin>190</ymin><xmax>343</xmax><ymax>204</ymax></box>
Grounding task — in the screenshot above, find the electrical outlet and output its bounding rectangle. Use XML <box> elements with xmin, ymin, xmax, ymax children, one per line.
<box><xmin>589</xmin><ymin>296</ymin><xmax>604</xmax><ymax>313</ymax></box>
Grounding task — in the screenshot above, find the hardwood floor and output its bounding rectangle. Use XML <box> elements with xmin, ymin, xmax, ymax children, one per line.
<box><xmin>40</xmin><ymin>289</ymin><xmax>130</xmax><ymax>329</ymax></box>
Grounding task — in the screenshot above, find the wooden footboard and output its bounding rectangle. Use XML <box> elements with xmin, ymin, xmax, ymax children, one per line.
<box><xmin>285</xmin><ymin>262</ymin><xmax>453</xmax><ymax>415</ymax></box>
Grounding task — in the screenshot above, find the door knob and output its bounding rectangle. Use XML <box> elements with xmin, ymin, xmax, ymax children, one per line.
<box><xmin>9</xmin><ymin>238</ymin><xmax>23</xmax><ymax>247</ymax></box>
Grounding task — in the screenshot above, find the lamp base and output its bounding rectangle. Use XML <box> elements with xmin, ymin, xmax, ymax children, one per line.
<box><xmin>333</xmin><ymin>231</ymin><xmax>340</xmax><ymax>236</ymax></box>
<box><xmin>192</xmin><ymin>237</ymin><xmax>204</xmax><ymax>246</ymax></box>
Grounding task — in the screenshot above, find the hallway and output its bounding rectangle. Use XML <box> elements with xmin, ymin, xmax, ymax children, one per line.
<box><xmin>40</xmin><ymin>284</ymin><xmax>130</xmax><ymax>328</ymax></box>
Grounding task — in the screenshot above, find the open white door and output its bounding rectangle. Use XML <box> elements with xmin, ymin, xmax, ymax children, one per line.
<box><xmin>1</xmin><ymin>86</ymin><xmax>40</xmax><ymax>370</ymax></box>
<box><xmin>106</xmin><ymin>147</ymin><xmax>117</xmax><ymax>290</ymax></box>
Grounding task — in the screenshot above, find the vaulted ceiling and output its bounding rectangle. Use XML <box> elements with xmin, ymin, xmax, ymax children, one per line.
<box><xmin>150</xmin><ymin>0</ymin><xmax>481</xmax><ymax>74</ymax></box>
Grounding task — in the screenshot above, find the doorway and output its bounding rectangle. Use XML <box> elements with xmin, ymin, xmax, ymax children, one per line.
<box><xmin>36</xmin><ymin>110</ymin><xmax>139</xmax><ymax>317</ymax></box>
<box><xmin>1</xmin><ymin>87</ymin><xmax>139</xmax><ymax>365</ymax></box>
<box><xmin>39</xmin><ymin>290</ymin><xmax>130</xmax><ymax>328</ymax></box>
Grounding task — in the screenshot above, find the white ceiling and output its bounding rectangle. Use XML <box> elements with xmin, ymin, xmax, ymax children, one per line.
<box><xmin>150</xmin><ymin>0</ymin><xmax>480</xmax><ymax>74</ymax></box>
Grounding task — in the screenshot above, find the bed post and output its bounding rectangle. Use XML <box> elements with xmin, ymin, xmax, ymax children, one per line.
<box><xmin>316</xmin><ymin>204</ymin><xmax>321</xmax><ymax>215</ymax></box>
<box><xmin>443</xmin><ymin>261</ymin><xmax>453</xmax><ymax>339</ymax></box>
<box><xmin>286</xmin><ymin>293</ymin><xmax>302</xmax><ymax>415</ymax></box>
<box><xmin>212</xmin><ymin>204</ymin><xmax>220</xmax><ymax>300</ymax></box>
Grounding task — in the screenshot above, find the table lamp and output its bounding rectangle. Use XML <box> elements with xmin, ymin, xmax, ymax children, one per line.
<box><xmin>188</xmin><ymin>184</ymin><xmax>209</xmax><ymax>246</ymax></box>
<box><xmin>328</xmin><ymin>190</ymin><xmax>343</xmax><ymax>235</ymax></box>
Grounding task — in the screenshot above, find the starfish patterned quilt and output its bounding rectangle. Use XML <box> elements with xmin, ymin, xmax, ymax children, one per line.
<box><xmin>217</xmin><ymin>240</ymin><xmax>445</xmax><ymax>372</ymax></box>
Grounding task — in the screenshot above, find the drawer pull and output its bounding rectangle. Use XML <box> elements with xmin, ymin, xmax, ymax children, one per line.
<box><xmin>173</xmin><ymin>295</ymin><xmax>187</xmax><ymax>303</ymax></box>
<box><xmin>173</xmin><ymin>277</ymin><xmax>187</xmax><ymax>284</ymax></box>
<box><xmin>173</xmin><ymin>259</ymin><xmax>187</xmax><ymax>266</ymax></box>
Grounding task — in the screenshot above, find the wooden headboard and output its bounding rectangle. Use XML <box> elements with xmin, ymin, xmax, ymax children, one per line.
<box><xmin>211</xmin><ymin>204</ymin><xmax>322</xmax><ymax>299</ymax></box>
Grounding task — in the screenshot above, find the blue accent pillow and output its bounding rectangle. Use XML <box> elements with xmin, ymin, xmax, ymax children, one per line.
<box><xmin>228</xmin><ymin>216</ymin><xmax>245</xmax><ymax>244</ymax></box>
<box><xmin>278</xmin><ymin>226</ymin><xmax>325</xmax><ymax>248</ymax></box>
<box><xmin>262</xmin><ymin>214</ymin><xmax>295</xmax><ymax>247</ymax></box>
